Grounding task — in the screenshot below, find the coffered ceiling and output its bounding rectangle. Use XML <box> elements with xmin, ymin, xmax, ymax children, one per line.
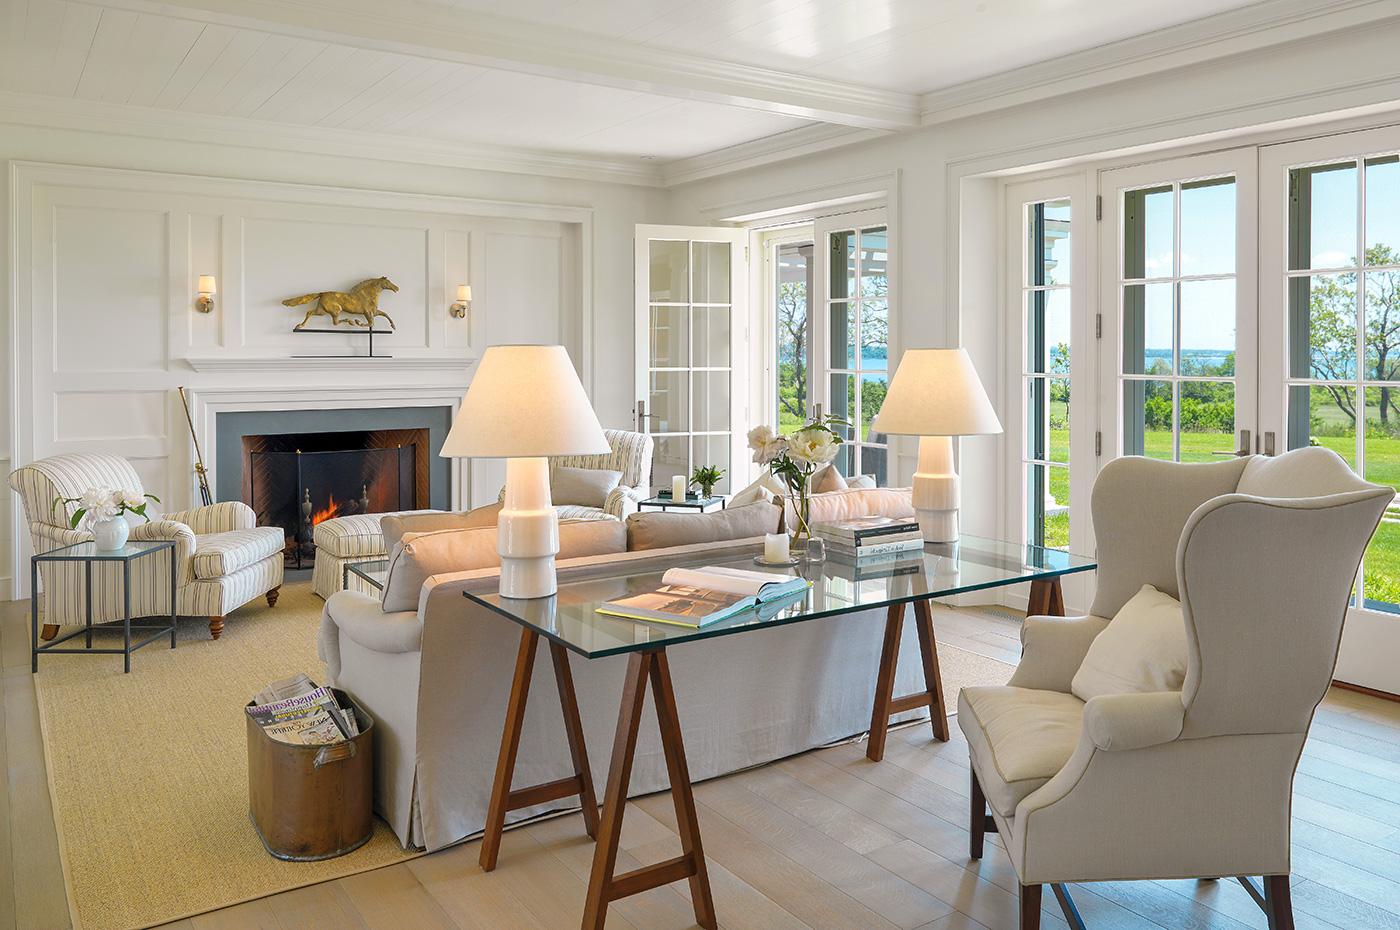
<box><xmin>0</xmin><ymin>0</ymin><xmax>1384</xmax><ymax>183</ymax></box>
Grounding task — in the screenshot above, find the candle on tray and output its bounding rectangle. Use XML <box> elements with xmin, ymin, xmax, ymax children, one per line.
<box><xmin>671</xmin><ymin>475</ymin><xmax>687</xmax><ymax>500</ymax></box>
<box><xmin>764</xmin><ymin>533</ymin><xmax>790</xmax><ymax>563</ymax></box>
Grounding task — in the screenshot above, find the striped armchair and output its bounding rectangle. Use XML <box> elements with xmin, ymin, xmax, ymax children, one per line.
<box><xmin>497</xmin><ymin>428</ymin><xmax>654</xmax><ymax>521</ymax></box>
<box><xmin>9</xmin><ymin>453</ymin><xmax>284</xmax><ymax>641</ymax></box>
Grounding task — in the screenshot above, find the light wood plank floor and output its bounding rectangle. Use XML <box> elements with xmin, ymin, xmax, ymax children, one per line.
<box><xmin>3</xmin><ymin>597</ymin><xmax>1399</xmax><ymax>930</ymax></box>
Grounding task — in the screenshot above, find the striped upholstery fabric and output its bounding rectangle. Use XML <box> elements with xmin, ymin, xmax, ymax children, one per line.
<box><xmin>311</xmin><ymin>509</ymin><xmax>440</xmax><ymax>599</ymax></box>
<box><xmin>191</xmin><ymin>528</ymin><xmax>284</xmax><ymax>579</ymax></box>
<box><xmin>8</xmin><ymin>453</ymin><xmax>283</xmax><ymax>634</ymax></box>
<box><xmin>497</xmin><ymin>429</ymin><xmax>653</xmax><ymax>520</ymax></box>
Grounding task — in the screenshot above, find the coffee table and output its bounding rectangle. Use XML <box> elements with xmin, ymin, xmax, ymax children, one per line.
<box><xmin>464</xmin><ymin>535</ymin><xmax>1095</xmax><ymax>930</ymax></box>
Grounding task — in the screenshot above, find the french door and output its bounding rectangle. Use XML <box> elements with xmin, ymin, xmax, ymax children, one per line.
<box><xmin>634</xmin><ymin>225</ymin><xmax>748</xmax><ymax>495</ymax></box>
<box><xmin>1259</xmin><ymin>125</ymin><xmax>1400</xmax><ymax>691</ymax></box>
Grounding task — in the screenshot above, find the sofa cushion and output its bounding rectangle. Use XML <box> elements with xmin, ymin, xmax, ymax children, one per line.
<box><xmin>729</xmin><ymin>472</ymin><xmax>784</xmax><ymax>508</ymax></box>
<box><xmin>380</xmin><ymin>519</ymin><xmax>627</xmax><ymax>612</ymax></box>
<box><xmin>625</xmin><ymin>500</ymin><xmax>780</xmax><ymax>551</ymax></box>
<box><xmin>1071</xmin><ymin>584</ymin><xmax>1188</xmax><ymax>702</ymax></box>
<box><xmin>191</xmin><ymin>527</ymin><xmax>284</xmax><ymax>579</ymax></box>
<box><xmin>316</xmin><ymin>510</ymin><xmax>440</xmax><ymax>558</ymax></box>
<box><xmin>552</xmin><ymin>466</ymin><xmax>622</xmax><ymax>507</ymax></box>
<box><xmin>811</xmin><ymin>464</ymin><xmax>849</xmax><ymax>493</ymax></box>
<box><xmin>957</xmin><ymin>685</ymin><xmax>1085</xmax><ymax>817</ymax></box>
<box><xmin>382</xmin><ymin>505</ymin><xmax>501</xmax><ymax>550</ymax></box>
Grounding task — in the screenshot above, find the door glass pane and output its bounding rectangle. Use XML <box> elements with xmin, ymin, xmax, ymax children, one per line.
<box><xmin>648</xmin><ymin>371</ymin><xmax>687</xmax><ymax>433</ymax></box>
<box><xmin>693</xmin><ymin>435</ymin><xmax>731</xmax><ymax>494</ymax></box>
<box><xmin>1123</xmin><ymin>185</ymin><xmax>1173</xmax><ymax>279</ymax></box>
<box><xmin>829</xmin><ymin>373</ymin><xmax>855</xmax><ymax>438</ymax></box>
<box><xmin>1290</xmin><ymin>163</ymin><xmax>1358</xmax><ymax>270</ymax></box>
<box><xmin>1028</xmin><ymin>289</ymin><xmax>1071</xmax><ymax>374</ymax></box>
<box><xmin>860</xmin><ymin>373</ymin><xmax>887</xmax><ymax>441</ymax></box>
<box><xmin>859</xmin><ymin>444</ymin><xmax>887</xmax><ymax>486</ymax></box>
<box><xmin>830</xmin><ymin>301</ymin><xmax>855</xmax><ymax>368</ymax></box>
<box><xmin>1029</xmin><ymin>200</ymin><xmax>1072</xmax><ymax>286</ymax></box>
<box><xmin>649</xmin><ymin>305</ymin><xmax>687</xmax><ymax>367</ymax></box>
<box><xmin>692</xmin><ymin>306</ymin><xmax>730</xmax><ymax>368</ymax></box>
<box><xmin>1180</xmin><ymin>178</ymin><xmax>1236</xmax><ymax>277</ymax></box>
<box><xmin>1287</xmin><ymin>385</ymin><xmax>1357</xmax><ymax>468</ymax></box>
<box><xmin>1365</xmin><ymin>156</ymin><xmax>1400</xmax><ymax>259</ymax></box>
<box><xmin>1045</xmin><ymin>466</ymin><xmax>1069</xmax><ymax>551</ymax></box>
<box><xmin>1291</xmin><ymin>273</ymin><xmax>1357</xmax><ymax>380</ymax></box>
<box><xmin>1364</xmin><ymin>386</ymin><xmax>1400</xmax><ymax>612</ymax></box>
<box><xmin>1365</xmin><ymin>270</ymin><xmax>1400</xmax><ymax>381</ymax></box>
<box><xmin>1180</xmin><ymin>279</ymin><xmax>1236</xmax><ymax>376</ymax></box>
<box><xmin>1026</xmin><ymin>377</ymin><xmax>1047</xmax><ymax>461</ymax></box>
<box><xmin>860</xmin><ymin>227</ymin><xmax>888</xmax><ymax>298</ymax></box>
<box><xmin>776</xmin><ymin>242</ymin><xmax>812</xmax><ymax>433</ymax></box>
<box><xmin>1123</xmin><ymin>380</ymin><xmax>1173</xmax><ymax>460</ymax></box>
<box><xmin>691</xmin><ymin>241</ymin><xmax>730</xmax><ymax>304</ymax></box>
<box><xmin>1048</xmin><ymin>378</ymin><xmax>1070</xmax><ymax>464</ymax></box>
<box><xmin>830</xmin><ymin>231</ymin><xmax>855</xmax><ymax>301</ymax></box>
<box><xmin>692</xmin><ymin>372</ymin><xmax>729</xmax><ymax>431</ymax></box>
<box><xmin>649</xmin><ymin>240</ymin><xmax>689</xmax><ymax>302</ymax></box>
<box><xmin>1122</xmin><ymin>282</ymin><xmax>1173</xmax><ymax>375</ymax></box>
<box><xmin>862</xmin><ymin>298</ymin><xmax>889</xmax><ymax>374</ymax></box>
<box><xmin>651</xmin><ymin>436</ymin><xmax>689</xmax><ymax>485</ymax></box>
<box><xmin>1179</xmin><ymin>381</ymin><xmax>1234</xmax><ymax>463</ymax></box>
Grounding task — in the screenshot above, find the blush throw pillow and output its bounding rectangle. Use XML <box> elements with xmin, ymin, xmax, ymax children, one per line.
<box><xmin>552</xmin><ymin>466</ymin><xmax>622</xmax><ymax>508</ymax></box>
<box><xmin>1071</xmin><ymin>584</ymin><xmax>1189</xmax><ymax>702</ymax></box>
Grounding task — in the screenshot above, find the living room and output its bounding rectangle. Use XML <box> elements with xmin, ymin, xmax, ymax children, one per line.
<box><xmin>3</xmin><ymin>1</ymin><xmax>1400</xmax><ymax>928</ymax></box>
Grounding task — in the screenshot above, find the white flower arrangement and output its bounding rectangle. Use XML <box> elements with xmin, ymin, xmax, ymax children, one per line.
<box><xmin>53</xmin><ymin>486</ymin><xmax>159</xmax><ymax>529</ymax></box>
<box><xmin>746</xmin><ymin>415</ymin><xmax>847</xmax><ymax>542</ymax></box>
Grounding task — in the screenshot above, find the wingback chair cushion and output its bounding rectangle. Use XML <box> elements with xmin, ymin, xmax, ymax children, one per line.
<box><xmin>957</xmin><ymin>686</ymin><xmax>1084</xmax><ymax>817</ymax></box>
<box><xmin>1070</xmin><ymin>584</ymin><xmax>1187</xmax><ymax>702</ymax></box>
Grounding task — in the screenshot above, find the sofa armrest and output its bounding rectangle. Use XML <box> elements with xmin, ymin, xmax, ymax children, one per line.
<box><xmin>163</xmin><ymin>500</ymin><xmax>255</xmax><ymax>535</ymax></box>
<box><xmin>323</xmin><ymin>590</ymin><xmax>422</xmax><ymax>654</ymax></box>
<box><xmin>128</xmin><ymin>520</ymin><xmax>198</xmax><ymax>583</ymax></box>
<box><xmin>1083</xmin><ymin>691</ymin><xmax>1185</xmax><ymax>751</ymax></box>
<box><xmin>605</xmin><ymin>484</ymin><xmax>646</xmax><ymax>519</ymax></box>
<box><xmin>1006</xmin><ymin>614</ymin><xmax>1109</xmax><ymax>693</ymax></box>
<box><xmin>30</xmin><ymin>522</ymin><xmax>92</xmax><ymax>551</ymax></box>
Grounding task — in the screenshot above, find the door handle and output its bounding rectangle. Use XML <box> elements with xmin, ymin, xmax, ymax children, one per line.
<box><xmin>1212</xmin><ymin>428</ymin><xmax>1251</xmax><ymax>457</ymax></box>
<box><xmin>1263</xmin><ymin>431</ymin><xmax>1276</xmax><ymax>456</ymax></box>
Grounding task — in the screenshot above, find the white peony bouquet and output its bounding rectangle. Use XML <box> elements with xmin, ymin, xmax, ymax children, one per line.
<box><xmin>53</xmin><ymin>486</ymin><xmax>159</xmax><ymax>529</ymax></box>
<box><xmin>746</xmin><ymin>415</ymin><xmax>847</xmax><ymax>544</ymax></box>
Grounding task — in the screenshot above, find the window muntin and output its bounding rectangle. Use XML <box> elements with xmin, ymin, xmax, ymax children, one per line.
<box><xmin>1023</xmin><ymin>200</ymin><xmax>1071</xmax><ymax>550</ymax></box>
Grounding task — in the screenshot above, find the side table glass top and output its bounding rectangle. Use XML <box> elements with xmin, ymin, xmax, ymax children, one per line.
<box><xmin>34</xmin><ymin>540</ymin><xmax>175</xmax><ymax>561</ymax></box>
<box><xmin>347</xmin><ymin>559</ymin><xmax>389</xmax><ymax>592</ymax></box>
<box><xmin>465</xmin><ymin>535</ymin><xmax>1095</xmax><ymax>659</ymax></box>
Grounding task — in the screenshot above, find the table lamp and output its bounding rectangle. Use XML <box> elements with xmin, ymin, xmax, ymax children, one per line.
<box><xmin>871</xmin><ymin>347</ymin><xmax>1002</xmax><ymax>543</ymax></box>
<box><xmin>440</xmin><ymin>345</ymin><xmax>610</xmax><ymax>598</ymax></box>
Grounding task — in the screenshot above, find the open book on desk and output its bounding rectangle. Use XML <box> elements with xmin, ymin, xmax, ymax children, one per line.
<box><xmin>596</xmin><ymin>566</ymin><xmax>811</xmax><ymax>629</ymax></box>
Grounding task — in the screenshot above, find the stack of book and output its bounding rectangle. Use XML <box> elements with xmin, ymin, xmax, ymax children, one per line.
<box><xmin>814</xmin><ymin>516</ymin><xmax>924</xmax><ymax>560</ymax></box>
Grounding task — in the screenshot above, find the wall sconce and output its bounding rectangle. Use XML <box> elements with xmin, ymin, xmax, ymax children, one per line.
<box><xmin>450</xmin><ymin>284</ymin><xmax>471</xmax><ymax>319</ymax></box>
<box><xmin>195</xmin><ymin>275</ymin><xmax>216</xmax><ymax>313</ymax></box>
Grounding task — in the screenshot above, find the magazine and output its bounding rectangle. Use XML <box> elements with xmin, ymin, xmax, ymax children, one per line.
<box><xmin>596</xmin><ymin>566</ymin><xmax>810</xmax><ymax>628</ymax></box>
<box><xmin>246</xmin><ymin>678</ymin><xmax>358</xmax><ymax>746</ymax></box>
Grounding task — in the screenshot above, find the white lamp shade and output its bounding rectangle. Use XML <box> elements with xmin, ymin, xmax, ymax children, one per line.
<box><xmin>440</xmin><ymin>344</ymin><xmax>610</xmax><ymax>458</ymax></box>
<box><xmin>456</xmin><ymin>284</ymin><xmax>471</xmax><ymax>301</ymax></box>
<box><xmin>197</xmin><ymin>274</ymin><xmax>217</xmax><ymax>294</ymax></box>
<box><xmin>872</xmin><ymin>347</ymin><xmax>1002</xmax><ymax>437</ymax></box>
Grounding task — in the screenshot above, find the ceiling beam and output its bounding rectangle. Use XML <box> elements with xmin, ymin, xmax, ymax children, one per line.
<box><xmin>85</xmin><ymin>0</ymin><xmax>921</xmax><ymax>131</ymax></box>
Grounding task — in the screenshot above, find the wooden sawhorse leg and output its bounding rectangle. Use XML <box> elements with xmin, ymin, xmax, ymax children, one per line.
<box><xmin>867</xmin><ymin>597</ymin><xmax>949</xmax><ymax>762</ymax></box>
<box><xmin>479</xmin><ymin>628</ymin><xmax>601</xmax><ymax>872</ymax></box>
<box><xmin>1026</xmin><ymin>576</ymin><xmax>1066</xmax><ymax>617</ymax></box>
<box><xmin>582</xmin><ymin>648</ymin><xmax>716</xmax><ymax>930</ymax></box>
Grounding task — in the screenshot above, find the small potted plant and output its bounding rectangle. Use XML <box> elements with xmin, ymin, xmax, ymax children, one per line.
<box><xmin>690</xmin><ymin>464</ymin><xmax>725</xmax><ymax>499</ymax></box>
<box><xmin>52</xmin><ymin>487</ymin><xmax>159</xmax><ymax>551</ymax></box>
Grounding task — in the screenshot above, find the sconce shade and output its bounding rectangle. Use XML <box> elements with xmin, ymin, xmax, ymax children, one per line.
<box><xmin>441</xmin><ymin>345</ymin><xmax>609</xmax><ymax>459</ymax></box>
<box><xmin>456</xmin><ymin>284</ymin><xmax>471</xmax><ymax>302</ymax></box>
<box><xmin>872</xmin><ymin>347</ymin><xmax>1002</xmax><ymax>437</ymax></box>
<box><xmin>197</xmin><ymin>274</ymin><xmax>217</xmax><ymax>294</ymax></box>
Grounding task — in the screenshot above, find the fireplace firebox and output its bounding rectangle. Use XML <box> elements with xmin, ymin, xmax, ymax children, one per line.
<box><xmin>243</xmin><ymin>429</ymin><xmax>430</xmax><ymax>568</ymax></box>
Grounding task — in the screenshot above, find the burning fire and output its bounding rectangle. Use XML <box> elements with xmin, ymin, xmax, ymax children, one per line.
<box><xmin>310</xmin><ymin>493</ymin><xmax>342</xmax><ymax>526</ymax></box>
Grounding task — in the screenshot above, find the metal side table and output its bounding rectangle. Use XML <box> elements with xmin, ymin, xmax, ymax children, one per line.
<box><xmin>31</xmin><ymin>540</ymin><xmax>178</xmax><ymax>674</ymax></box>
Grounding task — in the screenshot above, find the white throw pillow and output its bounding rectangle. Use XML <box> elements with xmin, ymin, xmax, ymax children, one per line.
<box><xmin>1071</xmin><ymin>584</ymin><xmax>1188</xmax><ymax>702</ymax></box>
<box><xmin>728</xmin><ymin>472</ymin><xmax>785</xmax><ymax>507</ymax></box>
<box><xmin>551</xmin><ymin>466</ymin><xmax>622</xmax><ymax>508</ymax></box>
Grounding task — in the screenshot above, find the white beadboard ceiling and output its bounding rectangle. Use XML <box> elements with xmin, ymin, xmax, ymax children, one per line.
<box><xmin>0</xmin><ymin>0</ymin><xmax>1353</xmax><ymax>179</ymax></box>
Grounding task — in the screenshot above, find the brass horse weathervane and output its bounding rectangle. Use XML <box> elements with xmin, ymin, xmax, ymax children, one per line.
<box><xmin>283</xmin><ymin>276</ymin><xmax>398</xmax><ymax>330</ymax></box>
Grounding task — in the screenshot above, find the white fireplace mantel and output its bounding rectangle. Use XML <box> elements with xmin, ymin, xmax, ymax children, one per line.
<box><xmin>185</xmin><ymin>355</ymin><xmax>479</xmax><ymax>373</ymax></box>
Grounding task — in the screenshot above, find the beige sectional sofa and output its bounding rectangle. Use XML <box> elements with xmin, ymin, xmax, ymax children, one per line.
<box><xmin>318</xmin><ymin>496</ymin><xmax>931</xmax><ymax>851</ymax></box>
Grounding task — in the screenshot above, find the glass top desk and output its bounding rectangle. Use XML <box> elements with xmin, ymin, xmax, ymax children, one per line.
<box><xmin>464</xmin><ymin>536</ymin><xmax>1095</xmax><ymax>930</ymax></box>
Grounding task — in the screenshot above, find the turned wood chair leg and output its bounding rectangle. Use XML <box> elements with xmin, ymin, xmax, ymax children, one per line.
<box><xmin>208</xmin><ymin>616</ymin><xmax>225</xmax><ymax>640</ymax></box>
<box><xmin>265</xmin><ymin>586</ymin><xmax>280</xmax><ymax>608</ymax></box>
<box><xmin>970</xmin><ymin>769</ymin><xmax>987</xmax><ymax>859</ymax></box>
<box><xmin>1265</xmin><ymin>875</ymin><xmax>1295</xmax><ymax>930</ymax></box>
<box><xmin>1020</xmin><ymin>884</ymin><xmax>1043</xmax><ymax>930</ymax></box>
<box><xmin>39</xmin><ymin>623</ymin><xmax>59</xmax><ymax>641</ymax></box>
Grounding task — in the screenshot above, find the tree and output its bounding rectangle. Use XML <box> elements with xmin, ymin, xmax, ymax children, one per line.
<box><xmin>776</xmin><ymin>281</ymin><xmax>808</xmax><ymax>424</ymax></box>
<box><xmin>1308</xmin><ymin>244</ymin><xmax>1400</xmax><ymax>428</ymax></box>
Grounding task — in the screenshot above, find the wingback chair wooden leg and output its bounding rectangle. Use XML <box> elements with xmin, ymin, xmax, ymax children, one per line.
<box><xmin>1265</xmin><ymin>875</ymin><xmax>1295</xmax><ymax>930</ymax></box>
<box><xmin>208</xmin><ymin>617</ymin><xmax>225</xmax><ymax>640</ymax></box>
<box><xmin>265</xmin><ymin>586</ymin><xmax>280</xmax><ymax>608</ymax></box>
<box><xmin>970</xmin><ymin>769</ymin><xmax>988</xmax><ymax>859</ymax></box>
<box><xmin>39</xmin><ymin>624</ymin><xmax>59</xmax><ymax>641</ymax></box>
<box><xmin>1020</xmin><ymin>884</ymin><xmax>1043</xmax><ymax>930</ymax></box>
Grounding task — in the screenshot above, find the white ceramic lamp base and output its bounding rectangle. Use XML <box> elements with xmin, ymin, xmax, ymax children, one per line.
<box><xmin>497</xmin><ymin>456</ymin><xmax>560</xmax><ymax>599</ymax></box>
<box><xmin>911</xmin><ymin>435</ymin><xmax>960</xmax><ymax>544</ymax></box>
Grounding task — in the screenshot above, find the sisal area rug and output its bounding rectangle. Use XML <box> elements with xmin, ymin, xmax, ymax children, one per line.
<box><xmin>32</xmin><ymin>582</ymin><xmax>416</xmax><ymax>930</ymax></box>
<box><xmin>31</xmin><ymin>584</ymin><xmax>1014</xmax><ymax>930</ymax></box>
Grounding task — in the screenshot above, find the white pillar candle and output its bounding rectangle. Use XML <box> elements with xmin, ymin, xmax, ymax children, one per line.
<box><xmin>764</xmin><ymin>533</ymin><xmax>790</xmax><ymax>563</ymax></box>
<box><xmin>671</xmin><ymin>475</ymin><xmax>687</xmax><ymax>500</ymax></box>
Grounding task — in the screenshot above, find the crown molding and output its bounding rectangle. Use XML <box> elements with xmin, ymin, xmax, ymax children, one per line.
<box><xmin>0</xmin><ymin>91</ymin><xmax>666</xmax><ymax>187</ymax></box>
<box><xmin>90</xmin><ymin>0</ymin><xmax>920</xmax><ymax>131</ymax></box>
<box><xmin>662</xmin><ymin>124</ymin><xmax>889</xmax><ymax>188</ymax></box>
<box><xmin>918</xmin><ymin>0</ymin><xmax>1400</xmax><ymax>126</ymax></box>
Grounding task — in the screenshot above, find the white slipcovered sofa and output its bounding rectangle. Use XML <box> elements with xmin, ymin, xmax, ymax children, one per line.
<box><xmin>319</xmin><ymin>505</ymin><xmax>930</xmax><ymax>851</ymax></box>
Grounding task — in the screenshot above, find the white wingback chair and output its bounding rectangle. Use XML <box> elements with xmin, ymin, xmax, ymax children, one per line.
<box><xmin>10</xmin><ymin>453</ymin><xmax>285</xmax><ymax>640</ymax></box>
<box><xmin>497</xmin><ymin>428</ymin><xmax>654</xmax><ymax>520</ymax></box>
<box><xmin>958</xmin><ymin>447</ymin><xmax>1391</xmax><ymax>930</ymax></box>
